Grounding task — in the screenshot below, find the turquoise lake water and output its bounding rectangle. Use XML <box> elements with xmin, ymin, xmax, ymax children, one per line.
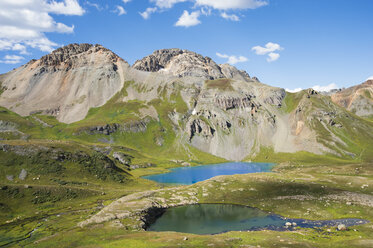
<box><xmin>147</xmin><ymin>204</ymin><xmax>368</xmax><ymax>235</ymax></box>
<box><xmin>142</xmin><ymin>162</ymin><xmax>274</xmax><ymax>185</ymax></box>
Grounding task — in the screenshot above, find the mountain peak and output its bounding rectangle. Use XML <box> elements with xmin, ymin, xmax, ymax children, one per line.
<box><xmin>39</xmin><ymin>43</ymin><xmax>125</xmax><ymax>67</ymax></box>
<box><xmin>132</xmin><ymin>48</ymin><xmax>252</xmax><ymax>82</ymax></box>
<box><xmin>0</xmin><ymin>43</ymin><xmax>129</xmax><ymax>123</ymax></box>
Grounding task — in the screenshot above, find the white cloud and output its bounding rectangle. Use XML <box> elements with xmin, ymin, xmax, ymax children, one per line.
<box><xmin>367</xmin><ymin>76</ymin><xmax>373</xmax><ymax>81</ymax></box>
<box><xmin>216</xmin><ymin>52</ymin><xmax>248</xmax><ymax>65</ymax></box>
<box><xmin>0</xmin><ymin>55</ymin><xmax>25</xmax><ymax>64</ymax></box>
<box><xmin>122</xmin><ymin>0</ymin><xmax>131</xmax><ymax>3</ymax></box>
<box><xmin>150</xmin><ymin>0</ymin><xmax>267</xmax><ymax>10</ymax></box>
<box><xmin>0</xmin><ymin>0</ymin><xmax>84</xmax><ymax>53</ymax></box>
<box><xmin>151</xmin><ymin>0</ymin><xmax>187</xmax><ymax>9</ymax></box>
<box><xmin>175</xmin><ymin>10</ymin><xmax>201</xmax><ymax>27</ymax></box>
<box><xmin>0</xmin><ymin>40</ymin><xmax>29</xmax><ymax>54</ymax></box>
<box><xmin>115</xmin><ymin>5</ymin><xmax>126</xmax><ymax>15</ymax></box>
<box><xmin>221</xmin><ymin>12</ymin><xmax>240</xmax><ymax>21</ymax></box>
<box><xmin>195</xmin><ymin>0</ymin><xmax>268</xmax><ymax>10</ymax></box>
<box><xmin>252</xmin><ymin>42</ymin><xmax>283</xmax><ymax>62</ymax></box>
<box><xmin>139</xmin><ymin>7</ymin><xmax>158</xmax><ymax>19</ymax></box>
<box><xmin>86</xmin><ymin>1</ymin><xmax>102</xmax><ymax>11</ymax></box>
<box><xmin>252</xmin><ymin>42</ymin><xmax>283</xmax><ymax>55</ymax></box>
<box><xmin>312</xmin><ymin>83</ymin><xmax>338</xmax><ymax>92</ymax></box>
<box><xmin>47</xmin><ymin>0</ymin><xmax>85</xmax><ymax>15</ymax></box>
<box><xmin>286</xmin><ymin>83</ymin><xmax>339</xmax><ymax>93</ymax></box>
<box><xmin>285</xmin><ymin>88</ymin><xmax>303</xmax><ymax>93</ymax></box>
<box><xmin>145</xmin><ymin>0</ymin><xmax>267</xmax><ymax>25</ymax></box>
<box><xmin>267</xmin><ymin>52</ymin><xmax>280</xmax><ymax>62</ymax></box>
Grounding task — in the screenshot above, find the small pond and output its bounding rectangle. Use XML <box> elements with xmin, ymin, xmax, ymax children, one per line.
<box><xmin>142</xmin><ymin>162</ymin><xmax>274</xmax><ymax>185</ymax></box>
<box><xmin>147</xmin><ymin>204</ymin><xmax>368</xmax><ymax>235</ymax></box>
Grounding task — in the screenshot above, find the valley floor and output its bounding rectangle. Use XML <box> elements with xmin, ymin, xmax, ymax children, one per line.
<box><xmin>2</xmin><ymin>160</ymin><xmax>373</xmax><ymax>248</ymax></box>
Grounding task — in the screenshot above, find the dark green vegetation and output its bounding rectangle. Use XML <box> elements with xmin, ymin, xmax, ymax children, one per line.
<box><xmin>1</xmin><ymin>82</ymin><xmax>373</xmax><ymax>247</ymax></box>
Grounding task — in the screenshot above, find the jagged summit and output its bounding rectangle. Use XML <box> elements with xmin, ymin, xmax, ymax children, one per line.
<box><xmin>132</xmin><ymin>48</ymin><xmax>253</xmax><ymax>82</ymax></box>
<box><xmin>38</xmin><ymin>43</ymin><xmax>126</xmax><ymax>67</ymax></box>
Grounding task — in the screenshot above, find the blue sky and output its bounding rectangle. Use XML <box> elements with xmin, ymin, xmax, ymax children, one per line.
<box><xmin>0</xmin><ymin>0</ymin><xmax>372</xmax><ymax>91</ymax></box>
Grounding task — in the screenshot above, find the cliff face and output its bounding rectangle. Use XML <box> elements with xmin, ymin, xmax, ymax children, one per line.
<box><xmin>331</xmin><ymin>80</ymin><xmax>373</xmax><ymax>117</ymax></box>
<box><xmin>0</xmin><ymin>44</ymin><xmax>372</xmax><ymax>161</ymax></box>
<box><xmin>0</xmin><ymin>44</ymin><xmax>129</xmax><ymax>123</ymax></box>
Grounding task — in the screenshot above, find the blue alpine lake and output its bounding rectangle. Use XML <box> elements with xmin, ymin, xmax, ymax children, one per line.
<box><xmin>142</xmin><ymin>162</ymin><xmax>274</xmax><ymax>185</ymax></box>
<box><xmin>147</xmin><ymin>204</ymin><xmax>369</xmax><ymax>235</ymax></box>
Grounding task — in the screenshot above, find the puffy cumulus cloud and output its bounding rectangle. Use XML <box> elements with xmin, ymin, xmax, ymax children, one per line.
<box><xmin>195</xmin><ymin>0</ymin><xmax>268</xmax><ymax>10</ymax></box>
<box><xmin>0</xmin><ymin>55</ymin><xmax>25</xmax><ymax>64</ymax></box>
<box><xmin>221</xmin><ymin>12</ymin><xmax>240</xmax><ymax>21</ymax></box>
<box><xmin>115</xmin><ymin>5</ymin><xmax>127</xmax><ymax>16</ymax></box>
<box><xmin>252</xmin><ymin>42</ymin><xmax>282</xmax><ymax>55</ymax></box>
<box><xmin>216</xmin><ymin>52</ymin><xmax>248</xmax><ymax>65</ymax></box>
<box><xmin>0</xmin><ymin>0</ymin><xmax>84</xmax><ymax>55</ymax></box>
<box><xmin>139</xmin><ymin>7</ymin><xmax>158</xmax><ymax>19</ymax></box>
<box><xmin>286</xmin><ymin>83</ymin><xmax>339</xmax><ymax>93</ymax></box>
<box><xmin>175</xmin><ymin>10</ymin><xmax>201</xmax><ymax>27</ymax></box>
<box><xmin>252</xmin><ymin>42</ymin><xmax>283</xmax><ymax>62</ymax></box>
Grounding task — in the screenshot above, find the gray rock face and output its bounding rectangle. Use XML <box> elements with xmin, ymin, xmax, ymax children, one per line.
<box><xmin>132</xmin><ymin>49</ymin><xmax>183</xmax><ymax>72</ymax></box>
<box><xmin>85</xmin><ymin>118</ymin><xmax>151</xmax><ymax>136</ymax></box>
<box><xmin>89</xmin><ymin>124</ymin><xmax>120</xmax><ymax>136</ymax></box>
<box><xmin>219</xmin><ymin>64</ymin><xmax>251</xmax><ymax>82</ymax></box>
<box><xmin>133</xmin><ymin>49</ymin><xmax>251</xmax><ymax>81</ymax></box>
<box><xmin>39</xmin><ymin>43</ymin><xmax>94</xmax><ymax>67</ymax></box>
<box><xmin>187</xmin><ymin>118</ymin><xmax>215</xmax><ymax>141</ymax></box>
<box><xmin>214</xmin><ymin>95</ymin><xmax>256</xmax><ymax>111</ymax></box>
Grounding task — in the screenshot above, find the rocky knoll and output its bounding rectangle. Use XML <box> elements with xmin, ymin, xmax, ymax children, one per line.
<box><xmin>332</xmin><ymin>80</ymin><xmax>373</xmax><ymax>117</ymax></box>
<box><xmin>0</xmin><ymin>44</ymin><xmax>129</xmax><ymax>123</ymax></box>
<box><xmin>133</xmin><ymin>48</ymin><xmax>252</xmax><ymax>82</ymax></box>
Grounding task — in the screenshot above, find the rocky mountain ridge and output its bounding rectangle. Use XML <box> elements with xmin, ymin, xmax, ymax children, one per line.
<box><xmin>0</xmin><ymin>43</ymin><xmax>372</xmax><ymax>161</ymax></box>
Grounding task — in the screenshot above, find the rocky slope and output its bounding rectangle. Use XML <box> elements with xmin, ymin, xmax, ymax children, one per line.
<box><xmin>0</xmin><ymin>44</ymin><xmax>372</xmax><ymax>161</ymax></box>
<box><xmin>0</xmin><ymin>44</ymin><xmax>129</xmax><ymax>123</ymax></box>
<box><xmin>331</xmin><ymin>80</ymin><xmax>373</xmax><ymax>118</ymax></box>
